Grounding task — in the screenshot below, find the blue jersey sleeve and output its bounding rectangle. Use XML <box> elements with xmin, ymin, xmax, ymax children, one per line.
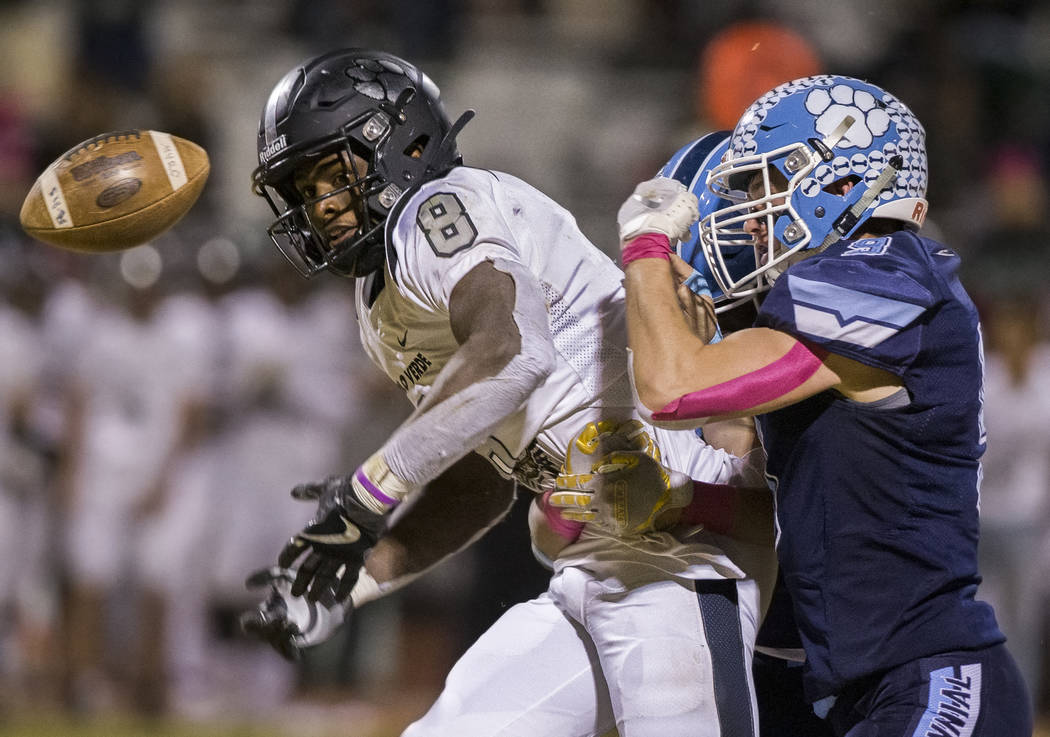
<box><xmin>756</xmin><ymin>232</ymin><xmax>947</xmax><ymax>375</ymax></box>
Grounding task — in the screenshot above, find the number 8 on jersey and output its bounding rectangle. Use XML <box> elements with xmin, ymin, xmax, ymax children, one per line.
<box><xmin>418</xmin><ymin>192</ymin><xmax>478</xmax><ymax>255</ymax></box>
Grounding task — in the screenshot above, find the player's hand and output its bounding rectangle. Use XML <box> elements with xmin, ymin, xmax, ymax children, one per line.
<box><xmin>277</xmin><ymin>475</ymin><xmax>386</xmax><ymax>602</ymax></box>
<box><xmin>550</xmin><ymin>420</ymin><xmax>693</xmax><ymax>536</ymax></box>
<box><xmin>552</xmin><ymin>450</ymin><xmax>693</xmax><ymax>536</ymax></box>
<box><xmin>617</xmin><ymin>177</ymin><xmax>699</xmax><ymax>245</ymax></box>
<box><xmin>671</xmin><ymin>253</ymin><xmax>720</xmax><ymax>343</ymax></box>
<box><xmin>240</xmin><ymin>567</ymin><xmax>349</xmax><ymax>661</ymax></box>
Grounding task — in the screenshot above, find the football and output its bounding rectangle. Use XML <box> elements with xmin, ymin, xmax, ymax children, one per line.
<box><xmin>19</xmin><ymin>129</ymin><xmax>210</xmax><ymax>252</ymax></box>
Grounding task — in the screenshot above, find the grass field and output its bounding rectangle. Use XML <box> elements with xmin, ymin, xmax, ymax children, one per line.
<box><xmin>0</xmin><ymin>690</ymin><xmax>436</xmax><ymax>737</ymax></box>
<box><xmin>0</xmin><ymin>714</ymin><xmax>404</xmax><ymax>737</ymax></box>
<box><xmin>0</xmin><ymin>718</ymin><xmax>293</xmax><ymax>737</ymax></box>
<box><xmin>2</xmin><ymin>705</ymin><xmax>1046</xmax><ymax>736</ymax></box>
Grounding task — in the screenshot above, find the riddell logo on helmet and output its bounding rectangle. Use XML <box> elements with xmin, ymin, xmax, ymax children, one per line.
<box><xmin>261</xmin><ymin>134</ymin><xmax>287</xmax><ymax>163</ymax></box>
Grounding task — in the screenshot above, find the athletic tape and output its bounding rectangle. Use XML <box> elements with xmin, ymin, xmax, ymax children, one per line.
<box><xmin>40</xmin><ymin>168</ymin><xmax>72</xmax><ymax>228</ymax></box>
<box><xmin>353</xmin><ymin>466</ymin><xmax>399</xmax><ymax>508</ymax></box>
<box><xmin>652</xmin><ymin>341</ymin><xmax>826</xmax><ymax>421</ymax></box>
<box><xmin>149</xmin><ymin>131</ymin><xmax>188</xmax><ymax>191</ymax></box>
<box><xmin>349</xmin><ymin>570</ymin><xmax>385</xmax><ymax>607</ymax></box>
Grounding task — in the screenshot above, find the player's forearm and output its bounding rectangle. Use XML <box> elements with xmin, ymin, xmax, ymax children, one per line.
<box><xmin>623</xmin><ymin>258</ymin><xmax>718</xmax><ymax>417</ymax></box>
<box><xmin>409</xmin><ymin>330</ymin><xmax>522</xmax><ymax>415</ymax></box>
<box><xmin>355</xmin><ymin>453</ymin><xmax>516</xmax><ymax>606</ymax></box>
<box><xmin>625</xmin><ymin>259</ymin><xmax>833</xmax><ymax>424</ymax></box>
<box><xmin>527</xmin><ymin>491</ymin><xmax>585</xmax><ymax>568</ymax></box>
<box><xmin>373</xmin><ymin>258</ymin><xmax>557</xmax><ymax>500</ymax></box>
<box><xmin>377</xmin><ymin>340</ymin><xmax>551</xmax><ymax>495</ymax></box>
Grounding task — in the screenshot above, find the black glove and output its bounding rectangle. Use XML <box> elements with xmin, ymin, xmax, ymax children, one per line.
<box><xmin>277</xmin><ymin>475</ymin><xmax>386</xmax><ymax>602</ymax></box>
<box><xmin>240</xmin><ymin>567</ymin><xmax>350</xmax><ymax>662</ymax></box>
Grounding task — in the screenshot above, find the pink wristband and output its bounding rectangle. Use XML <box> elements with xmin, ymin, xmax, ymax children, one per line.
<box><xmin>679</xmin><ymin>481</ymin><xmax>737</xmax><ymax>535</ymax></box>
<box><xmin>541</xmin><ymin>490</ymin><xmax>585</xmax><ymax>543</ymax></box>
<box><xmin>621</xmin><ymin>233</ymin><xmax>673</xmax><ymax>268</ymax></box>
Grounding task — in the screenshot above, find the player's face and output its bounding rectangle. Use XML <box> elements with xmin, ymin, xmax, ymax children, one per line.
<box><xmin>293</xmin><ymin>151</ymin><xmax>369</xmax><ymax>250</ymax></box>
<box><xmin>744</xmin><ymin>167</ymin><xmax>789</xmax><ymax>263</ymax></box>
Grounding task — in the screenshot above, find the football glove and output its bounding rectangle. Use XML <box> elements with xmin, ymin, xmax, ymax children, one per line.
<box><xmin>278</xmin><ymin>475</ymin><xmax>387</xmax><ymax>602</ymax></box>
<box><xmin>240</xmin><ymin>566</ymin><xmax>348</xmax><ymax>661</ymax></box>
<box><xmin>617</xmin><ymin>177</ymin><xmax>699</xmax><ymax>245</ymax></box>
<box><xmin>550</xmin><ymin>420</ymin><xmax>693</xmax><ymax>536</ymax></box>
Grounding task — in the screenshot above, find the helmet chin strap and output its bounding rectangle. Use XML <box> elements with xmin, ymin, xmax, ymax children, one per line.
<box><xmin>381</xmin><ymin>85</ymin><xmax>473</xmax><ymax>170</ymax></box>
<box><xmin>772</xmin><ymin>154</ymin><xmax>902</xmax><ymax>283</ymax></box>
<box><xmin>787</xmin><ymin>113</ymin><xmax>904</xmax><ymax>255</ymax></box>
<box><xmin>817</xmin><ymin>154</ymin><xmax>904</xmax><ymax>252</ymax></box>
<box><xmin>767</xmin><ymin>249</ymin><xmax>811</xmax><ymax>285</ymax></box>
<box><xmin>384</xmin><ymin>87</ymin><xmax>417</xmax><ymax>121</ymax></box>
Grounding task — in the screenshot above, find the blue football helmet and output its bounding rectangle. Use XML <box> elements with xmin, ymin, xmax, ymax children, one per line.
<box><xmin>658</xmin><ymin>131</ymin><xmax>755</xmax><ymax>313</ymax></box>
<box><xmin>700</xmin><ymin>75</ymin><xmax>929</xmax><ymax>299</ymax></box>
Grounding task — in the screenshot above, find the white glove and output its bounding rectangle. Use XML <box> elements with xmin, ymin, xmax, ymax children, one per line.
<box><xmin>617</xmin><ymin>177</ymin><xmax>700</xmax><ymax>244</ymax></box>
<box><xmin>550</xmin><ymin>420</ymin><xmax>693</xmax><ymax>536</ymax></box>
<box><xmin>240</xmin><ymin>566</ymin><xmax>349</xmax><ymax>661</ymax></box>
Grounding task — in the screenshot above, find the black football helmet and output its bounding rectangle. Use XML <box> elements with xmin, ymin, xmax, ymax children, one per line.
<box><xmin>252</xmin><ymin>49</ymin><xmax>473</xmax><ymax>277</ymax></box>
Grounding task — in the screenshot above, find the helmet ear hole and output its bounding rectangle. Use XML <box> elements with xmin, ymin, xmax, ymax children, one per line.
<box><xmin>404</xmin><ymin>135</ymin><xmax>429</xmax><ymax>158</ymax></box>
<box><xmin>824</xmin><ymin>174</ymin><xmax>860</xmax><ymax>196</ymax></box>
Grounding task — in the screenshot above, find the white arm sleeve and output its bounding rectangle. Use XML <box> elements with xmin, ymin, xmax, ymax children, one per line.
<box><xmin>380</xmin><ymin>256</ymin><xmax>557</xmax><ymax>489</ymax></box>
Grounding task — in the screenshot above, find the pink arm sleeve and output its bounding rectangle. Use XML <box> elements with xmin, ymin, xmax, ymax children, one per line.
<box><xmin>652</xmin><ymin>340</ymin><xmax>827</xmax><ymax>422</ymax></box>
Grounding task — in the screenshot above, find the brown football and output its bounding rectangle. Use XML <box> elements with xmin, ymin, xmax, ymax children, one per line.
<box><xmin>19</xmin><ymin>129</ymin><xmax>210</xmax><ymax>252</ymax></box>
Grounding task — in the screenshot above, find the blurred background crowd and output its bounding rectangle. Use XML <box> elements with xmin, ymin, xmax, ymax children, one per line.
<box><xmin>0</xmin><ymin>0</ymin><xmax>1048</xmax><ymax>735</ymax></box>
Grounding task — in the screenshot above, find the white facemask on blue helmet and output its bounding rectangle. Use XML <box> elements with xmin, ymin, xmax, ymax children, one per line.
<box><xmin>701</xmin><ymin>75</ymin><xmax>929</xmax><ymax>299</ymax></box>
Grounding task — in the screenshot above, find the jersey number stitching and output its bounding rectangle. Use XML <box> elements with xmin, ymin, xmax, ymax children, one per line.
<box><xmin>417</xmin><ymin>192</ymin><xmax>478</xmax><ymax>256</ymax></box>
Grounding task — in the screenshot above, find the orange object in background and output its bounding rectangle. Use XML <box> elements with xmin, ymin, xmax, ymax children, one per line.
<box><xmin>698</xmin><ymin>21</ymin><xmax>822</xmax><ymax>130</ymax></box>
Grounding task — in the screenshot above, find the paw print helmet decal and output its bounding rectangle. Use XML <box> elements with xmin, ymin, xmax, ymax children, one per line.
<box><xmin>700</xmin><ymin>75</ymin><xmax>929</xmax><ymax>298</ymax></box>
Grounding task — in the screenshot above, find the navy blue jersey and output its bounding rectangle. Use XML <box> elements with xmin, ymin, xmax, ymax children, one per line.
<box><xmin>753</xmin><ymin>231</ymin><xmax>1003</xmax><ymax>702</ymax></box>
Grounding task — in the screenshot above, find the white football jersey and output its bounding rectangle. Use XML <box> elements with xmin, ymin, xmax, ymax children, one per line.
<box><xmin>356</xmin><ymin>167</ymin><xmax>753</xmax><ymax>578</ymax></box>
<box><xmin>72</xmin><ymin>293</ymin><xmax>214</xmax><ymax>501</ymax></box>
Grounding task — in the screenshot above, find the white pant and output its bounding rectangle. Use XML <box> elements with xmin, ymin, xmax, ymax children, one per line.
<box><xmin>404</xmin><ymin>564</ymin><xmax>760</xmax><ymax>737</ymax></box>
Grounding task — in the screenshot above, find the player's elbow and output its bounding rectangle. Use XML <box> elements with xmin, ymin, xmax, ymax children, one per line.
<box><xmin>634</xmin><ymin>380</ymin><xmax>677</xmax><ymax>416</ymax></box>
<box><xmin>628</xmin><ymin>350</ymin><xmax>684</xmax><ymax>413</ymax></box>
<box><xmin>629</xmin><ymin>366</ymin><xmax>687</xmax><ymax>421</ymax></box>
<box><xmin>515</xmin><ymin>335</ymin><xmax>557</xmax><ymax>391</ymax></box>
<box><xmin>531</xmin><ymin>335</ymin><xmax>557</xmax><ymax>377</ymax></box>
<box><xmin>631</xmin><ymin>376</ymin><xmax>720</xmax><ymax>430</ymax></box>
<box><xmin>480</xmin><ymin>329</ymin><xmax>555</xmax><ymax>396</ymax></box>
